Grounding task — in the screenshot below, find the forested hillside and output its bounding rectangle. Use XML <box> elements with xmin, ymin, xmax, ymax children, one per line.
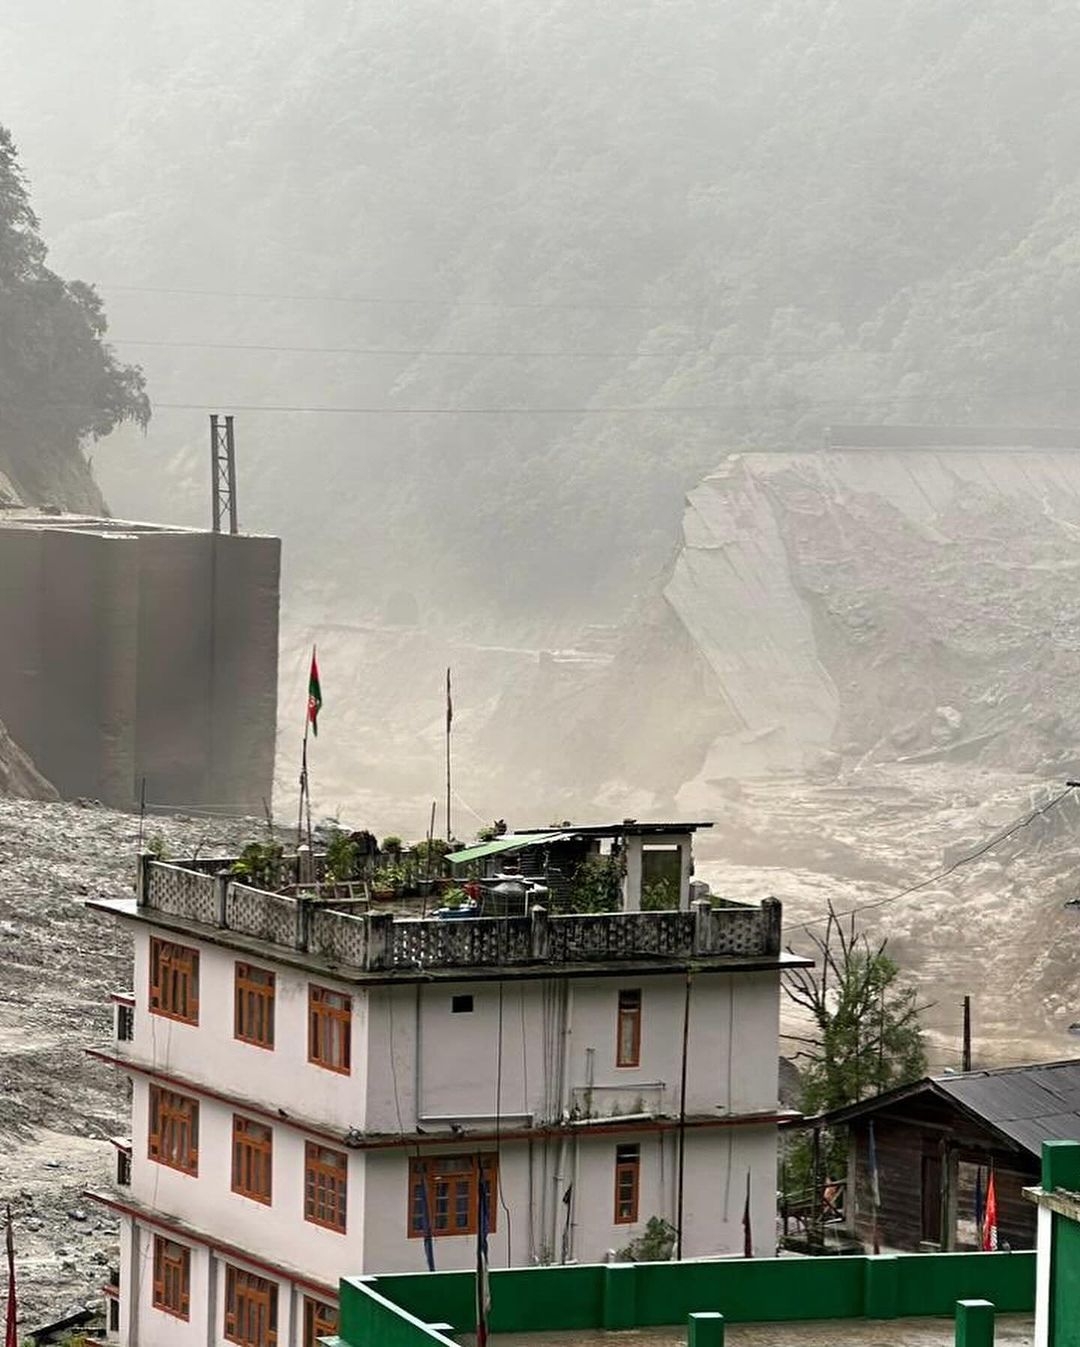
<box><xmin>0</xmin><ymin>128</ymin><xmax>146</xmax><ymax>509</ymax></box>
<box><xmin>4</xmin><ymin>0</ymin><xmax>1080</xmax><ymax>628</ymax></box>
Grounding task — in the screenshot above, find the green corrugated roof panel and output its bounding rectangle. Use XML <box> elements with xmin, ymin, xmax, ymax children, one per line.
<box><xmin>447</xmin><ymin>831</ymin><xmax>569</xmax><ymax>865</ymax></box>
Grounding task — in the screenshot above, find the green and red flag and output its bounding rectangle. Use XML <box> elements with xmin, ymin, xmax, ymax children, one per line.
<box><xmin>307</xmin><ymin>647</ymin><xmax>322</xmax><ymax>736</ymax></box>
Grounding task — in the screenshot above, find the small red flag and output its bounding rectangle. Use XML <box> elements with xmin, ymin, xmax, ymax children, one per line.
<box><xmin>4</xmin><ymin>1206</ymin><xmax>17</xmax><ymax>1347</ymax></box>
<box><xmin>981</xmin><ymin>1170</ymin><xmax>998</xmax><ymax>1251</ymax></box>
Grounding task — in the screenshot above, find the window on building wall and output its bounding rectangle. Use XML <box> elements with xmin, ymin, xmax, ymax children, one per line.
<box><xmin>224</xmin><ymin>1266</ymin><xmax>278</xmax><ymax>1347</ymax></box>
<box><xmin>235</xmin><ymin>963</ymin><xmax>275</xmax><ymax>1049</ymax></box>
<box><xmin>152</xmin><ymin>1236</ymin><xmax>190</xmax><ymax>1320</ymax></box>
<box><xmin>149</xmin><ymin>938</ymin><xmax>200</xmax><ymax>1024</ymax></box>
<box><xmin>614</xmin><ymin>1144</ymin><xmax>640</xmax><ymax>1224</ymax></box>
<box><xmin>616</xmin><ymin>989</ymin><xmax>641</xmax><ymax>1067</ymax></box>
<box><xmin>451</xmin><ymin>994</ymin><xmax>474</xmax><ymax>1013</ymax></box>
<box><xmin>232</xmin><ymin>1115</ymin><xmax>273</xmax><ymax>1205</ymax></box>
<box><xmin>108</xmin><ymin>1295</ymin><xmax>121</xmax><ymax>1333</ymax></box>
<box><xmin>304</xmin><ymin>1142</ymin><xmax>348</xmax><ymax>1233</ymax></box>
<box><xmin>148</xmin><ymin>1085</ymin><xmax>199</xmax><ymax>1175</ymax></box>
<box><xmin>115</xmin><ymin>1144</ymin><xmax>132</xmax><ymax>1187</ymax></box>
<box><xmin>308</xmin><ymin>985</ymin><xmax>351</xmax><ymax>1073</ymax></box>
<box><xmin>115</xmin><ymin>1001</ymin><xmax>135</xmax><ymax>1042</ymax></box>
<box><xmin>408</xmin><ymin>1154</ymin><xmax>498</xmax><ymax>1238</ymax></box>
<box><xmin>302</xmin><ymin>1296</ymin><xmax>339</xmax><ymax>1347</ymax></box>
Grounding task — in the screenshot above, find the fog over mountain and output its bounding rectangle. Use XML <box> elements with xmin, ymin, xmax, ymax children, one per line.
<box><xmin>4</xmin><ymin>1</ymin><xmax>1080</xmax><ymax>1058</ymax></box>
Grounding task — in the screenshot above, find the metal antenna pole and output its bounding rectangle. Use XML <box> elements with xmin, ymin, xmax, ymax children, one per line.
<box><xmin>225</xmin><ymin>415</ymin><xmax>238</xmax><ymax>534</ymax></box>
<box><xmin>210</xmin><ymin>413</ymin><xmax>239</xmax><ymax>534</ymax></box>
<box><xmin>210</xmin><ymin>414</ymin><xmax>221</xmax><ymax>532</ymax></box>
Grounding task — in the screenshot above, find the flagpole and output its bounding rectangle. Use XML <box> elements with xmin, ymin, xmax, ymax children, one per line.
<box><xmin>445</xmin><ymin>667</ymin><xmax>453</xmax><ymax>844</ymax></box>
<box><xmin>5</xmin><ymin>1205</ymin><xmax>17</xmax><ymax>1347</ymax></box>
<box><xmin>299</xmin><ymin>645</ymin><xmax>321</xmax><ymax>859</ymax></box>
<box><xmin>475</xmin><ymin>1168</ymin><xmax>491</xmax><ymax>1347</ymax></box>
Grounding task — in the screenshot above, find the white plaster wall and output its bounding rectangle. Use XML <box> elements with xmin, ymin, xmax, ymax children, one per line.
<box><xmin>129</xmin><ymin>1078</ymin><xmax>366</xmax><ymax>1283</ymax></box>
<box><xmin>680</xmin><ymin>1125</ymin><xmax>778</xmax><ymax>1258</ymax></box>
<box><xmin>360</xmin><ymin>1141</ymin><xmax>533</xmax><ymax>1275</ymax></box>
<box><xmin>565</xmin><ymin>1129</ymin><xmax>677</xmax><ymax>1263</ymax></box>
<box><xmin>125</xmin><ymin>1220</ymin><xmax>212</xmax><ymax>1347</ymax></box>
<box><xmin>365</xmin><ymin>970</ymin><xmax>781</xmax><ymax>1133</ymax></box>
<box><xmin>560</xmin><ymin>972</ymin><xmax>779</xmax><ymax>1117</ymax></box>
<box><xmin>130</xmin><ymin>927</ymin><xmax>369</xmax><ymax>1130</ymax></box>
<box><xmin>124</xmin><ymin>1222</ymin><xmax>325</xmax><ymax>1347</ymax></box>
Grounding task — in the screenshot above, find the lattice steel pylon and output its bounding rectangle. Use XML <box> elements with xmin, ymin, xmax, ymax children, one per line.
<box><xmin>210</xmin><ymin>413</ymin><xmax>239</xmax><ymax>534</ymax></box>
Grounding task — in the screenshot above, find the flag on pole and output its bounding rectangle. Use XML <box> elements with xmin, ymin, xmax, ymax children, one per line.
<box><xmin>307</xmin><ymin>647</ymin><xmax>322</xmax><ymax>736</ymax></box>
<box><xmin>742</xmin><ymin>1168</ymin><xmax>753</xmax><ymax>1257</ymax></box>
<box><xmin>867</xmin><ymin>1120</ymin><xmax>882</xmax><ymax>1255</ymax></box>
<box><xmin>4</xmin><ymin>1206</ymin><xmax>17</xmax><ymax>1347</ymax></box>
<box><xmin>981</xmin><ymin>1169</ymin><xmax>998</xmax><ymax>1251</ymax></box>
<box><xmin>974</xmin><ymin>1166</ymin><xmax>985</xmax><ymax>1237</ymax></box>
<box><xmin>446</xmin><ymin>667</ymin><xmax>453</xmax><ymax>732</ymax></box>
<box><xmin>417</xmin><ymin>1163</ymin><xmax>436</xmax><ymax>1273</ymax></box>
<box><xmin>475</xmin><ymin>1171</ymin><xmax>491</xmax><ymax>1347</ymax></box>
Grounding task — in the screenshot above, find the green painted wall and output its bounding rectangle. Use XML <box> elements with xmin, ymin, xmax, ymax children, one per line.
<box><xmin>336</xmin><ymin>1251</ymin><xmax>1036</xmax><ymax>1347</ymax></box>
<box><xmin>338</xmin><ymin>1277</ymin><xmax>459</xmax><ymax>1347</ymax></box>
<box><xmin>1051</xmin><ymin>1215</ymin><xmax>1080</xmax><ymax>1347</ymax></box>
<box><xmin>895</xmin><ymin>1252</ymin><xmax>1034</xmax><ymax>1315</ymax></box>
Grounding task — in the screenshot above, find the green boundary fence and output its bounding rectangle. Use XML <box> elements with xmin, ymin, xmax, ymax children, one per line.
<box><xmin>334</xmin><ymin>1250</ymin><xmax>1035</xmax><ymax>1347</ymax></box>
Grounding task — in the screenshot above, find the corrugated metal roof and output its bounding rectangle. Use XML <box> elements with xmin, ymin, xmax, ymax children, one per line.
<box><xmin>937</xmin><ymin>1060</ymin><xmax>1080</xmax><ymax>1155</ymax></box>
<box><xmin>808</xmin><ymin>1058</ymin><xmax>1080</xmax><ymax>1158</ymax></box>
<box><xmin>446</xmin><ymin>832</ymin><xmax>570</xmax><ymax>865</ymax></box>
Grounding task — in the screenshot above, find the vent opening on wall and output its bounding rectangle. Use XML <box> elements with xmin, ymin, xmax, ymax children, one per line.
<box><xmin>451</xmin><ymin>994</ymin><xmax>474</xmax><ymax>1014</ymax></box>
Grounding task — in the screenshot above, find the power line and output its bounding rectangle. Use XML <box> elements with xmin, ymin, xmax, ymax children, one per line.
<box><xmin>97</xmin><ymin>281</ymin><xmax>683</xmax><ymax>313</ymax></box>
<box><xmin>110</xmin><ymin>337</ymin><xmax>680</xmax><ymax>358</ymax></box>
<box><xmin>786</xmin><ymin>782</ymin><xmax>1078</xmax><ymax>936</ymax></box>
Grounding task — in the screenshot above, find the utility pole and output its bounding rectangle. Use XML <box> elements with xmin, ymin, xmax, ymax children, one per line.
<box><xmin>210</xmin><ymin>414</ymin><xmax>239</xmax><ymax>534</ymax></box>
<box><xmin>962</xmin><ymin>995</ymin><xmax>972</xmax><ymax>1073</ymax></box>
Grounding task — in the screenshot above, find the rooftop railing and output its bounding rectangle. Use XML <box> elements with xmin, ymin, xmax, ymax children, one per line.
<box><xmin>135</xmin><ymin>857</ymin><xmax>781</xmax><ymax>972</ymax></box>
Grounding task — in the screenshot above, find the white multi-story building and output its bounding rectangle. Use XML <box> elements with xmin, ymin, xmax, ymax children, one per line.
<box><xmin>87</xmin><ymin>824</ymin><xmax>805</xmax><ymax>1347</ymax></box>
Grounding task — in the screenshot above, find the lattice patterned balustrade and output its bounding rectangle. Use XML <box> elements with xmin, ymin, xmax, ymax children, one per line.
<box><xmin>225</xmin><ymin>884</ymin><xmax>297</xmax><ymax>947</ymax></box>
<box><xmin>144</xmin><ymin>863</ymin><xmax>218</xmax><ymax>924</ymax></box>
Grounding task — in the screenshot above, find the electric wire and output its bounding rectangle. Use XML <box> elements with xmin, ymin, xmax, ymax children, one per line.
<box><xmin>96</xmin><ymin>281</ymin><xmax>681</xmax><ymax>313</ymax></box>
<box><xmin>786</xmin><ymin>782</ymin><xmax>1079</xmax><ymax>936</ymax></box>
<box><xmin>110</xmin><ymin>337</ymin><xmax>680</xmax><ymax>358</ymax></box>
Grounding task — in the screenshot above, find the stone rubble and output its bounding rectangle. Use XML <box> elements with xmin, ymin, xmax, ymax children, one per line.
<box><xmin>0</xmin><ymin>797</ymin><xmax>257</xmax><ymax>1332</ymax></box>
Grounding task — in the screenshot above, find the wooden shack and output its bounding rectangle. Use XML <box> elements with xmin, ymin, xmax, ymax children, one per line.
<box><xmin>798</xmin><ymin>1058</ymin><xmax>1080</xmax><ymax>1253</ymax></box>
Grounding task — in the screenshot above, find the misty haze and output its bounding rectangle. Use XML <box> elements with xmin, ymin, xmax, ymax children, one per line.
<box><xmin>1</xmin><ymin>1</ymin><xmax>1080</xmax><ymax>1340</ymax></box>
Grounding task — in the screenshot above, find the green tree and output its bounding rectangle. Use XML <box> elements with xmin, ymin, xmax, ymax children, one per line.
<box><xmin>0</xmin><ymin>126</ymin><xmax>148</xmax><ymax>504</ymax></box>
<box><xmin>784</xmin><ymin>903</ymin><xmax>927</xmax><ymax>1115</ymax></box>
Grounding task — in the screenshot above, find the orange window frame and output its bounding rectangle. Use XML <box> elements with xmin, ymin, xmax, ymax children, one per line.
<box><xmin>304</xmin><ymin>1142</ymin><xmax>348</xmax><ymax>1233</ymax></box>
<box><xmin>148</xmin><ymin>1085</ymin><xmax>199</xmax><ymax>1176</ymax></box>
<box><xmin>302</xmin><ymin>1296</ymin><xmax>339</xmax><ymax>1347</ymax></box>
<box><xmin>235</xmin><ymin>963</ymin><xmax>275</xmax><ymax>1049</ymax></box>
<box><xmin>224</xmin><ymin>1266</ymin><xmax>278</xmax><ymax>1347</ymax></box>
<box><xmin>232</xmin><ymin>1115</ymin><xmax>273</xmax><ymax>1205</ymax></box>
<box><xmin>152</xmin><ymin>1236</ymin><xmax>190</xmax><ymax>1320</ymax></box>
<box><xmin>616</xmin><ymin>989</ymin><xmax>642</xmax><ymax>1067</ymax></box>
<box><xmin>308</xmin><ymin>985</ymin><xmax>351</xmax><ymax>1074</ymax></box>
<box><xmin>614</xmin><ymin>1144</ymin><xmax>640</xmax><ymax>1224</ymax></box>
<box><xmin>408</xmin><ymin>1154</ymin><xmax>498</xmax><ymax>1238</ymax></box>
<box><xmin>149</xmin><ymin>937</ymin><xmax>200</xmax><ymax>1025</ymax></box>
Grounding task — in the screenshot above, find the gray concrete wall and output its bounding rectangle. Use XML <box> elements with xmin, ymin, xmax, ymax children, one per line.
<box><xmin>0</xmin><ymin>518</ymin><xmax>279</xmax><ymax>812</ymax></box>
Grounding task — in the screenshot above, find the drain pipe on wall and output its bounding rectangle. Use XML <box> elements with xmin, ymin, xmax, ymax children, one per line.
<box><xmin>674</xmin><ymin>967</ymin><xmax>694</xmax><ymax>1260</ymax></box>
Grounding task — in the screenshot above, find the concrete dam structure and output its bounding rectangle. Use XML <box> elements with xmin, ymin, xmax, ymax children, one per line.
<box><xmin>0</xmin><ymin>509</ymin><xmax>279</xmax><ymax>812</ymax></box>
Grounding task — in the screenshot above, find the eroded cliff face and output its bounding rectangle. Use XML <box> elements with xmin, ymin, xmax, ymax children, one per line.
<box><xmin>670</xmin><ymin>449</ymin><xmax>1080</xmax><ymax>800</ymax></box>
<box><xmin>660</xmin><ymin>447</ymin><xmax>1080</xmax><ymax>1065</ymax></box>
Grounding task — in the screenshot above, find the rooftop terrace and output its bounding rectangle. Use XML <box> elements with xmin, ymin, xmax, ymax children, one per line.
<box><xmin>327</xmin><ymin>1250</ymin><xmax>1035</xmax><ymax>1347</ymax></box>
<box><xmin>103</xmin><ymin>855</ymin><xmax>790</xmax><ymax>981</ymax></box>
